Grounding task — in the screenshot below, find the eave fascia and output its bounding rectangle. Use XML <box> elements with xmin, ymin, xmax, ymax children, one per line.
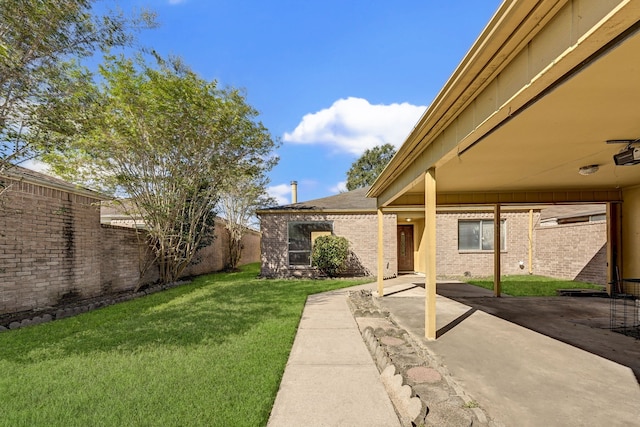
<box><xmin>1</xmin><ymin>169</ymin><xmax>110</xmax><ymax>200</ymax></box>
<box><xmin>256</xmin><ymin>209</ymin><xmax>378</xmax><ymax>216</ymax></box>
<box><xmin>368</xmin><ymin>0</ymin><xmax>567</xmax><ymax>199</ymax></box>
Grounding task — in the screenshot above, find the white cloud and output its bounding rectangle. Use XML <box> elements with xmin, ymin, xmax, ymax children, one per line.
<box><xmin>268</xmin><ymin>183</ymin><xmax>292</xmax><ymax>206</ymax></box>
<box><xmin>19</xmin><ymin>158</ymin><xmax>51</xmax><ymax>174</ymax></box>
<box><xmin>329</xmin><ymin>181</ymin><xmax>347</xmax><ymax>194</ymax></box>
<box><xmin>283</xmin><ymin>97</ymin><xmax>426</xmax><ymax>155</ymax></box>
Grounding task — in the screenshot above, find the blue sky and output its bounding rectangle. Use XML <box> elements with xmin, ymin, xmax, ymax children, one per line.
<box><xmin>30</xmin><ymin>0</ymin><xmax>503</xmax><ymax>204</ymax></box>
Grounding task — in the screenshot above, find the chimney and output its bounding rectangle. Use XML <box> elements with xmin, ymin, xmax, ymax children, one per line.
<box><xmin>291</xmin><ymin>181</ymin><xmax>298</xmax><ymax>204</ymax></box>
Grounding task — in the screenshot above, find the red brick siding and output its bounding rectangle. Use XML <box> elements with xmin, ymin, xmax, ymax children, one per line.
<box><xmin>435</xmin><ymin>211</ymin><xmax>534</xmax><ymax>278</ymax></box>
<box><xmin>259</xmin><ymin>212</ymin><xmax>397</xmax><ymax>278</ymax></box>
<box><xmin>0</xmin><ymin>178</ymin><xmax>102</xmax><ymax>313</ymax></box>
<box><xmin>259</xmin><ymin>209</ymin><xmax>607</xmax><ymax>284</ymax></box>
<box><xmin>0</xmin><ymin>178</ymin><xmax>261</xmax><ymax>315</ymax></box>
<box><xmin>181</xmin><ymin>220</ymin><xmax>261</xmax><ymax>276</ymax></box>
<box><xmin>533</xmin><ymin>221</ymin><xmax>606</xmax><ymax>284</ymax></box>
<box><xmin>99</xmin><ymin>225</ymin><xmax>159</xmax><ymax>292</ymax></box>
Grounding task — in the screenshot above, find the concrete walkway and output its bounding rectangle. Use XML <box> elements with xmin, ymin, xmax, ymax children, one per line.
<box><xmin>268</xmin><ymin>276</ymin><xmax>640</xmax><ymax>426</ymax></box>
<box><xmin>267</xmin><ymin>286</ymin><xmax>401</xmax><ymax>427</ymax></box>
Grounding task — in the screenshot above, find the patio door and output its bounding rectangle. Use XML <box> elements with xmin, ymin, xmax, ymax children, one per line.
<box><xmin>397</xmin><ymin>225</ymin><xmax>414</xmax><ymax>272</ymax></box>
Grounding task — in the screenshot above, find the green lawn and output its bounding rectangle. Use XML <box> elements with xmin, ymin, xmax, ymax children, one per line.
<box><xmin>0</xmin><ymin>263</ymin><xmax>370</xmax><ymax>427</ymax></box>
<box><xmin>465</xmin><ymin>275</ymin><xmax>603</xmax><ymax>296</ymax></box>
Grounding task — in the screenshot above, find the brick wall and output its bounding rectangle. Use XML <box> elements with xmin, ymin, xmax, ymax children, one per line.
<box><xmin>435</xmin><ymin>211</ymin><xmax>535</xmax><ymax>278</ymax></box>
<box><xmin>0</xmin><ymin>178</ymin><xmax>261</xmax><ymax>316</ymax></box>
<box><xmin>259</xmin><ymin>209</ymin><xmax>607</xmax><ymax>284</ymax></box>
<box><xmin>0</xmin><ymin>178</ymin><xmax>102</xmax><ymax>314</ymax></box>
<box><xmin>100</xmin><ymin>225</ymin><xmax>159</xmax><ymax>293</ymax></box>
<box><xmin>259</xmin><ymin>212</ymin><xmax>397</xmax><ymax>278</ymax></box>
<box><xmin>181</xmin><ymin>219</ymin><xmax>261</xmax><ymax>277</ymax></box>
<box><xmin>534</xmin><ymin>221</ymin><xmax>606</xmax><ymax>284</ymax></box>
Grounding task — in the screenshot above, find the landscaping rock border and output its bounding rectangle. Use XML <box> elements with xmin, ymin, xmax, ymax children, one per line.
<box><xmin>0</xmin><ymin>280</ymin><xmax>191</xmax><ymax>332</ymax></box>
<box><xmin>347</xmin><ymin>289</ymin><xmax>494</xmax><ymax>427</ymax></box>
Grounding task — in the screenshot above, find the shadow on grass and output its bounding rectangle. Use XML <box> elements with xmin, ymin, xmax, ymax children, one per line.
<box><xmin>0</xmin><ymin>265</ymin><xmax>363</xmax><ymax>364</ymax></box>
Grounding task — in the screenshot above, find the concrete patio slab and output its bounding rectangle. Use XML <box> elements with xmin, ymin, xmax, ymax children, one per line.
<box><xmin>377</xmin><ymin>278</ymin><xmax>640</xmax><ymax>426</ymax></box>
<box><xmin>268</xmin><ymin>275</ymin><xmax>640</xmax><ymax>426</ymax></box>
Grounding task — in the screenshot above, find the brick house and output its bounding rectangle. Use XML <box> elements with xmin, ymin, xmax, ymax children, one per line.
<box><xmin>258</xmin><ymin>186</ymin><xmax>606</xmax><ymax>284</ymax></box>
<box><xmin>259</xmin><ymin>187</ymin><xmax>397</xmax><ymax>278</ymax></box>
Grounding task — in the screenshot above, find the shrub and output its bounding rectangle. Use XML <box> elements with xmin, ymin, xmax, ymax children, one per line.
<box><xmin>311</xmin><ymin>235</ymin><xmax>350</xmax><ymax>277</ymax></box>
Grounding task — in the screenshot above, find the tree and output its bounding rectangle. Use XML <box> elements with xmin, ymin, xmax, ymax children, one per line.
<box><xmin>218</xmin><ymin>175</ymin><xmax>276</xmax><ymax>271</ymax></box>
<box><xmin>45</xmin><ymin>53</ymin><xmax>278</xmax><ymax>284</ymax></box>
<box><xmin>346</xmin><ymin>143</ymin><xmax>396</xmax><ymax>191</ymax></box>
<box><xmin>0</xmin><ymin>0</ymin><xmax>155</xmax><ymax>173</ymax></box>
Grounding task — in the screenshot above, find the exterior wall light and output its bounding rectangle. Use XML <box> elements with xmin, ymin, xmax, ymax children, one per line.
<box><xmin>578</xmin><ymin>164</ymin><xmax>599</xmax><ymax>175</ymax></box>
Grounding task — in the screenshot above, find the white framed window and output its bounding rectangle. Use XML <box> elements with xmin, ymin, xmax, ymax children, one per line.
<box><xmin>458</xmin><ymin>219</ymin><xmax>506</xmax><ymax>251</ymax></box>
<box><xmin>288</xmin><ymin>222</ymin><xmax>333</xmax><ymax>266</ymax></box>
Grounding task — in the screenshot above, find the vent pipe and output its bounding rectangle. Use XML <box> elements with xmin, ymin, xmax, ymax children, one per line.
<box><xmin>291</xmin><ymin>181</ymin><xmax>298</xmax><ymax>204</ymax></box>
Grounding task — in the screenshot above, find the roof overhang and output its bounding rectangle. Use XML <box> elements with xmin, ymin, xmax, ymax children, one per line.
<box><xmin>257</xmin><ymin>209</ymin><xmax>378</xmax><ymax>215</ymax></box>
<box><xmin>1</xmin><ymin>166</ymin><xmax>109</xmax><ymax>200</ymax></box>
<box><xmin>368</xmin><ymin>0</ymin><xmax>640</xmax><ymax>207</ymax></box>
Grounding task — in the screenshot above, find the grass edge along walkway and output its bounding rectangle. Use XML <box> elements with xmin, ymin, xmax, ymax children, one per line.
<box><xmin>0</xmin><ymin>263</ymin><xmax>370</xmax><ymax>427</ymax></box>
<box><xmin>465</xmin><ymin>274</ymin><xmax>603</xmax><ymax>296</ymax></box>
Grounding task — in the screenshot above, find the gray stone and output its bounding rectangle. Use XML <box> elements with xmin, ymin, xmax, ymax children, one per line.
<box><xmin>42</xmin><ymin>314</ymin><xmax>53</xmax><ymax>322</ymax></box>
<box><xmin>380</xmin><ymin>336</ymin><xmax>404</xmax><ymax>346</ymax></box>
<box><xmin>407</xmin><ymin>366</ymin><xmax>442</xmax><ymax>384</ymax></box>
<box><xmin>9</xmin><ymin>321</ymin><xmax>21</xmax><ymax>330</ymax></box>
<box><xmin>424</xmin><ymin>400</ymin><xmax>474</xmax><ymax>427</ymax></box>
<box><xmin>413</xmin><ymin>384</ymin><xmax>452</xmax><ymax>405</ymax></box>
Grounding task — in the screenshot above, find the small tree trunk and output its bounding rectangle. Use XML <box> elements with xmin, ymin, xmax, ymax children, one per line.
<box><xmin>227</xmin><ymin>234</ymin><xmax>242</xmax><ymax>270</ymax></box>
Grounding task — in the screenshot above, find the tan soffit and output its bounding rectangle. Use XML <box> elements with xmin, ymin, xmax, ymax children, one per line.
<box><xmin>369</xmin><ymin>0</ymin><xmax>640</xmax><ymax>207</ymax></box>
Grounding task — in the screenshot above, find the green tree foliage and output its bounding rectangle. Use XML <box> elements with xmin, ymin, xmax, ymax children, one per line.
<box><xmin>45</xmin><ymin>54</ymin><xmax>278</xmax><ymax>284</ymax></box>
<box><xmin>0</xmin><ymin>0</ymin><xmax>155</xmax><ymax>172</ymax></box>
<box><xmin>311</xmin><ymin>235</ymin><xmax>350</xmax><ymax>277</ymax></box>
<box><xmin>218</xmin><ymin>175</ymin><xmax>276</xmax><ymax>271</ymax></box>
<box><xmin>346</xmin><ymin>143</ymin><xmax>397</xmax><ymax>191</ymax></box>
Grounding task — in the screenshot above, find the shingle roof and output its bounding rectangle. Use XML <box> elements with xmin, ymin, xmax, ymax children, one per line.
<box><xmin>259</xmin><ymin>185</ymin><xmax>606</xmax><ymax>219</ymax></box>
<box><xmin>1</xmin><ymin>165</ymin><xmax>108</xmax><ymax>199</ymax></box>
<box><xmin>261</xmin><ymin>186</ymin><xmax>376</xmax><ymax>212</ymax></box>
<box><xmin>539</xmin><ymin>204</ymin><xmax>606</xmax><ymax>221</ymax></box>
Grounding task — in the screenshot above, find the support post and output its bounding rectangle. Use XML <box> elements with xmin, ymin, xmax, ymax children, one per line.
<box><xmin>494</xmin><ymin>204</ymin><xmax>501</xmax><ymax>297</ymax></box>
<box><xmin>528</xmin><ymin>209</ymin><xmax>533</xmax><ymax>274</ymax></box>
<box><xmin>606</xmin><ymin>202</ymin><xmax>621</xmax><ymax>294</ymax></box>
<box><xmin>377</xmin><ymin>208</ymin><xmax>384</xmax><ymax>297</ymax></box>
<box><xmin>425</xmin><ymin>169</ymin><xmax>437</xmax><ymax>340</ymax></box>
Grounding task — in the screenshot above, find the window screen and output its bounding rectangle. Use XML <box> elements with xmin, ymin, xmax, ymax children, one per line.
<box><xmin>288</xmin><ymin>222</ymin><xmax>333</xmax><ymax>266</ymax></box>
<box><xmin>458</xmin><ymin>219</ymin><xmax>505</xmax><ymax>251</ymax></box>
